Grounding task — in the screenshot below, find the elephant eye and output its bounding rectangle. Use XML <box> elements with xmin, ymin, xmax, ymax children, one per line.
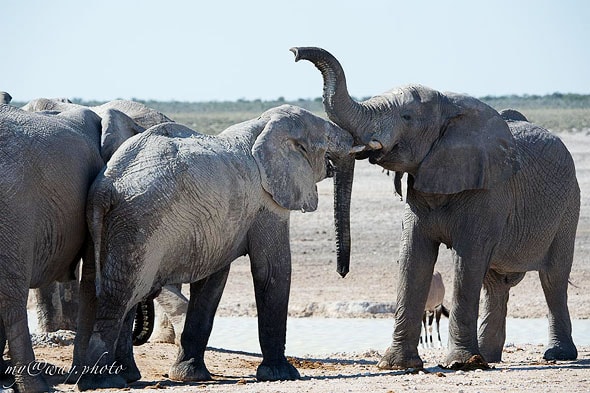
<box><xmin>401</xmin><ymin>114</ymin><xmax>412</xmax><ymax>121</ymax></box>
<box><xmin>295</xmin><ymin>142</ymin><xmax>308</xmax><ymax>154</ymax></box>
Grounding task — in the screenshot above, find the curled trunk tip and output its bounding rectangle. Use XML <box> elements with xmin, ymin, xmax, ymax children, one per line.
<box><xmin>289</xmin><ymin>46</ymin><xmax>365</xmax><ymax>136</ymax></box>
<box><xmin>289</xmin><ymin>47</ymin><xmax>302</xmax><ymax>61</ymax></box>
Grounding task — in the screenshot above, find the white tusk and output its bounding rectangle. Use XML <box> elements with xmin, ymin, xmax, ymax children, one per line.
<box><xmin>350</xmin><ymin>145</ymin><xmax>367</xmax><ymax>154</ymax></box>
<box><xmin>368</xmin><ymin>140</ymin><xmax>383</xmax><ymax>150</ymax></box>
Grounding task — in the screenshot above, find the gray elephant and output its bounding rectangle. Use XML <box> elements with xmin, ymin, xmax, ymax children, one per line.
<box><xmin>20</xmin><ymin>98</ymin><xmax>174</xmax><ymax>338</ymax></box>
<box><xmin>0</xmin><ymin>103</ymin><xmax>150</xmax><ymax>393</ymax></box>
<box><xmin>291</xmin><ymin>47</ymin><xmax>579</xmax><ymax>369</ymax></box>
<box><xmin>0</xmin><ymin>91</ymin><xmax>12</xmax><ymax>104</ymax></box>
<box><xmin>21</xmin><ymin>98</ymin><xmax>172</xmax><ymax>160</ymax></box>
<box><xmin>76</xmin><ymin>104</ymin><xmax>355</xmax><ymax>390</ymax></box>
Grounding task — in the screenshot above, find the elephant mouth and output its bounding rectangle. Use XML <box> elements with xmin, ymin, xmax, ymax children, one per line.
<box><xmin>368</xmin><ymin>153</ymin><xmax>384</xmax><ymax>165</ymax></box>
<box><xmin>365</xmin><ymin>144</ymin><xmax>401</xmax><ymax>172</ymax></box>
<box><xmin>350</xmin><ymin>140</ymin><xmax>384</xmax><ymax>162</ymax></box>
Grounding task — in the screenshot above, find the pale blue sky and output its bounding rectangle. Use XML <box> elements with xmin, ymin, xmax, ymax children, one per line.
<box><xmin>2</xmin><ymin>0</ymin><xmax>588</xmax><ymax>102</ymax></box>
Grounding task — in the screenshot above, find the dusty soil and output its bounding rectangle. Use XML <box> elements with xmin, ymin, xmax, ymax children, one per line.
<box><xmin>7</xmin><ymin>130</ymin><xmax>590</xmax><ymax>392</ymax></box>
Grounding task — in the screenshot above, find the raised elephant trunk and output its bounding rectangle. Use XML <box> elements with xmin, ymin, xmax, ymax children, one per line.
<box><xmin>290</xmin><ymin>47</ymin><xmax>369</xmax><ymax>138</ymax></box>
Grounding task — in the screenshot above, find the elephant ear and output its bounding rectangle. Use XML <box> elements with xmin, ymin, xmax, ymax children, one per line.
<box><xmin>414</xmin><ymin>95</ymin><xmax>520</xmax><ymax>194</ymax></box>
<box><xmin>100</xmin><ymin>108</ymin><xmax>145</xmax><ymax>162</ymax></box>
<box><xmin>252</xmin><ymin>116</ymin><xmax>319</xmax><ymax>212</ymax></box>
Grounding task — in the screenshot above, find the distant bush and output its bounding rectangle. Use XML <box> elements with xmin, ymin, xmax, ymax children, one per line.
<box><xmin>480</xmin><ymin>93</ymin><xmax>590</xmax><ymax>110</ymax></box>
<box><xmin>12</xmin><ymin>94</ymin><xmax>589</xmax><ymax>134</ymax></box>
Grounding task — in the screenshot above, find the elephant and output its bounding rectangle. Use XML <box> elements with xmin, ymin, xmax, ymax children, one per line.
<box><xmin>75</xmin><ymin>104</ymin><xmax>355</xmax><ymax>390</ymax></box>
<box><xmin>21</xmin><ymin>98</ymin><xmax>173</xmax><ymax>160</ymax></box>
<box><xmin>20</xmin><ymin>98</ymin><xmax>174</xmax><ymax>339</ymax></box>
<box><xmin>291</xmin><ymin>47</ymin><xmax>580</xmax><ymax>369</ymax></box>
<box><xmin>0</xmin><ymin>102</ymin><xmax>152</xmax><ymax>393</ymax></box>
<box><xmin>0</xmin><ymin>91</ymin><xmax>12</xmax><ymax>104</ymax></box>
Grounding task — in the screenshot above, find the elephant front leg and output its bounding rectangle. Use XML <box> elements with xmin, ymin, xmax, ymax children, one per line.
<box><xmin>169</xmin><ymin>266</ymin><xmax>230</xmax><ymax>381</ymax></box>
<box><xmin>249</xmin><ymin>216</ymin><xmax>300</xmax><ymax>381</ymax></box>
<box><xmin>478</xmin><ymin>270</ymin><xmax>525</xmax><ymax>362</ymax></box>
<box><xmin>378</xmin><ymin>225</ymin><xmax>439</xmax><ymax>370</ymax></box>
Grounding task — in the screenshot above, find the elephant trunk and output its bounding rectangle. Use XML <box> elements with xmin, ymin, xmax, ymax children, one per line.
<box><xmin>291</xmin><ymin>47</ymin><xmax>369</xmax><ymax>140</ymax></box>
<box><xmin>325</xmin><ymin>119</ymin><xmax>355</xmax><ymax>278</ymax></box>
<box><xmin>132</xmin><ymin>299</ymin><xmax>155</xmax><ymax>346</ymax></box>
<box><xmin>332</xmin><ymin>154</ymin><xmax>355</xmax><ymax>277</ymax></box>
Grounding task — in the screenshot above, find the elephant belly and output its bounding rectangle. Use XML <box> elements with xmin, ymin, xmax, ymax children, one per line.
<box><xmin>29</xmin><ymin>205</ymin><xmax>87</xmax><ymax>287</ymax></box>
<box><xmin>492</xmin><ymin>191</ymin><xmax>577</xmax><ymax>273</ymax></box>
<box><xmin>130</xmin><ymin>194</ymin><xmax>256</xmax><ymax>292</ymax></box>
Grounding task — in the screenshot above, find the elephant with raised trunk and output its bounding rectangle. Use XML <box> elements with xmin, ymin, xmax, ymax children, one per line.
<box><xmin>76</xmin><ymin>105</ymin><xmax>355</xmax><ymax>390</ymax></box>
<box><xmin>292</xmin><ymin>47</ymin><xmax>579</xmax><ymax>369</ymax></box>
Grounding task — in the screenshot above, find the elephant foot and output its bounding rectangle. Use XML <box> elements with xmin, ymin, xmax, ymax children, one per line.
<box><xmin>119</xmin><ymin>362</ymin><xmax>141</xmax><ymax>383</ymax></box>
<box><xmin>76</xmin><ymin>373</ymin><xmax>127</xmax><ymax>391</ymax></box>
<box><xmin>479</xmin><ymin>344</ymin><xmax>503</xmax><ymax>363</ymax></box>
<box><xmin>150</xmin><ymin>325</ymin><xmax>176</xmax><ymax>344</ymax></box>
<box><xmin>115</xmin><ymin>354</ymin><xmax>141</xmax><ymax>383</ymax></box>
<box><xmin>256</xmin><ymin>358</ymin><xmax>300</xmax><ymax>381</ymax></box>
<box><xmin>169</xmin><ymin>358</ymin><xmax>212</xmax><ymax>381</ymax></box>
<box><xmin>544</xmin><ymin>342</ymin><xmax>577</xmax><ymax>361</ymax></box>
<box><xmin>0</xmin><ymin>370</ymin><xmax>14</xmax><ymax>392</ymax></box>
<box><xmin>13</xmin><ymin>373</ymin><xmax>50</xmax><ymax>393</ymax></box>
<box><xmin>443</xmin><ymin>349</ymin><xmax>489</xmax><ymax>370</ymax></box>
<box><xmin>0</xmin><ymin>358</ymin><xmax>8</xmax><ymax>379</ymax></box>
<box><xmin>444</xmin><ymin>354</ymin><xmax>490</xmax><ymax>371</ymax></box>
<box><xmin>377</xmin><ymin>345</ymin><xmax>423</xmax><ymax>370</ymax></box>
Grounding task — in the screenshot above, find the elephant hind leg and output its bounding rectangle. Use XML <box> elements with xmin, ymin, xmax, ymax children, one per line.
<box><xmin>539</xmin><ymin>210</ymin><xmax>578</xmax><ymax>361</ymax></box>
<box><xmin>478</xmin><ymin>269</ymin><xmax>525</xmax><ymax>362</ymax></box>
<box><xmin>539</xmin><ymin>231</ymin><xmax>577</xmax><ymax>360</ymax></box>
<box><xmin>115</xmin><ymin>305</ymin><xmax>142</xmax><ymax>383</ymax></box>
<box><xmin>169</xmin><ymin>266</ymin><xmax>230</xmax><ymax>382</ymax></box>
<box><xmin>77</xmin><ymin>285</ymin><xmax>137</xmax><ymax>390</ymax></box>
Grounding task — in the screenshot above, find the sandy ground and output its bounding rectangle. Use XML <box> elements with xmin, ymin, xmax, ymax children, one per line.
<box><xmin>6</xmin><ymin>130</ymin><xmax>590</xmax><ymax>392</ymax></box>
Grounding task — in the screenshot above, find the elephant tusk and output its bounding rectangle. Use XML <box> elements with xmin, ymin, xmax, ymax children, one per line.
<box><xmin>350</xmin><ymin>140</ymin><xmax>383</xmax><ymax>155</ymax></box>
<box><xmin>350</xmin><ymin>145</ymin><xmax>367</xmax><ymax>154</ymax></box>
<box><xmin>368</xmin><ymin>140</ymin><xmax>383</xmax><ymax>150</ymax></box>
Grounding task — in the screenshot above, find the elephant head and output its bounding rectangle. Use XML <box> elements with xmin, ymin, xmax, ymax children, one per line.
<box><xmin>252</xmin><ymin>105</ymin><xmax>355</xmax><ymax>276</ymax></box>
<box><xmin>0</xmin><ymin>91</ymin><xmax>12</xmax><ymax>104</ymax></box>
<box><xmin>291</xmin><ymin>47</ymin><xmax>519</xmax><ymax>195</ymax></box>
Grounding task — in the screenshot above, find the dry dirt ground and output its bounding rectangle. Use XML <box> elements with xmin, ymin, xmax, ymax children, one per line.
<box><xmin>6</xmin><ymin>130</ymin><xmax>590</xmax><ymax>392</ymax></box>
